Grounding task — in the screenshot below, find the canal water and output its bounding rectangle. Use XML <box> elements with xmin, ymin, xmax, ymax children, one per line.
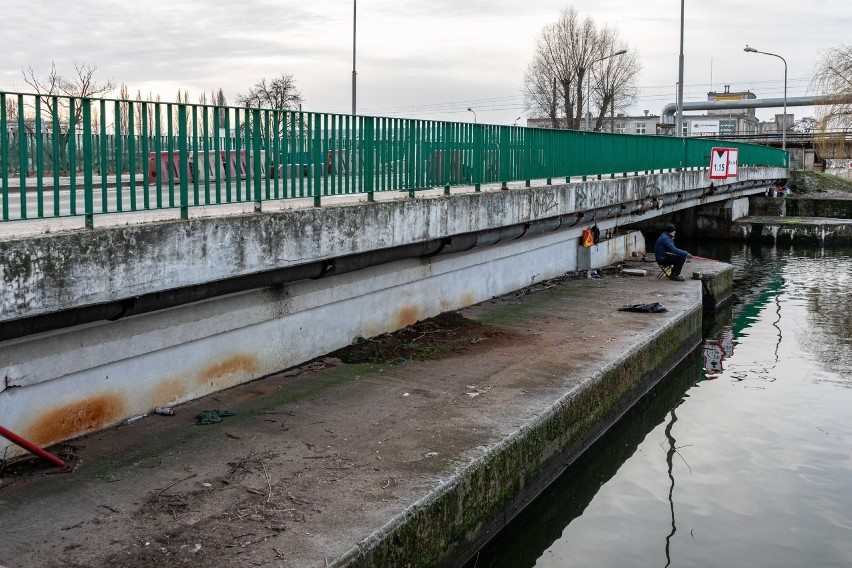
<box><xmin>464</xmin><ymin>242</ymin><xmax>852</xmax><ymax>567</ymax></box>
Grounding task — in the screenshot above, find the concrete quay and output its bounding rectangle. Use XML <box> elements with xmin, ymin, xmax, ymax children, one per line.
<box><xmin>0</xmin><ymin>258</ymin><xmax>730</xmax><ymax>568</ymax></box>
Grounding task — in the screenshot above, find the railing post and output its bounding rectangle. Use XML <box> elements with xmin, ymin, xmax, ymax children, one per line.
<box><xmin>473</xmin><ymin>123</ymin><xmax>482</xmax><ymax>192</ymax></box>
<box><xmin>252</xmin><ymin>108</ymin><xmax>262</xmax><ymax>212</ymax></box>
<box><xmin>178</xmin><ymin>103</ymin><xmax>189</xmax><ymax>219</ymax></box>
<box><xmin>100</xmin><ymin>100</ymin><xmax>108</xmax><ymax>213</ymax></box>
<box><xmin>500</xmin><ymin>125</ymin><xmax>509</xmax><ymax>190</ymax></box>
<box><xmin>364</xmin><ymin>116</ymin><xmax>375</xmax><ymax>202</ymax></box>
<box><xmin>16</xmin><ymin>94</ymin><xmax>27</xmax><ymax>220</ymax></box>
<box><xmin>443</xmin><ymin>121</ymin><xmax>451</xmax><ymax>195</ymax></box>
<box><xmin>1</xmin><ymin>93</ymin><xmax>8</xmax><ymax>221</ymax></box>
<box><xmin>82</xmin><ymin>98</ymin><xmax>94</xmax><ymax>228</ymax></box>
<box><xmin>313</xmin><ymin>113</ymin><xmax>322</xmax><ymax>207</ymax></box>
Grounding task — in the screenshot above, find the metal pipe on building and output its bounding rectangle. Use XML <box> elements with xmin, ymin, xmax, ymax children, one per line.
<box><xmin>660</xmin><ymin>96</ymin><xmax>838</xmax><ymax>123</ymax></box>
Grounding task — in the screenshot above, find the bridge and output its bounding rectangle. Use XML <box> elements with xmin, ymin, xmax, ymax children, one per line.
<box><xmin>718</xmin><ymin>131</ymin><xmax>852</xmax><ymax>168</ymax></box>
<box><xmin>0</xmin><ymin>91</ymin><xmax>787</xmax><ymax>458</ymax></box>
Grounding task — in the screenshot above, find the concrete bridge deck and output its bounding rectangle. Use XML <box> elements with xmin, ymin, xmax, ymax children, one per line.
<box><xmin>0</xmin><ymin>259</ymin><xmax>724</xmax><ymax>568</ymax></box>
<box><xmin>0</xmin><ymin>166</ymin><xmax>781</xmax><ymax>463</ymax></box>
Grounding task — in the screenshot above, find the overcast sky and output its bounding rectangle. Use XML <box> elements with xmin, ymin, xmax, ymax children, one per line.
<box><xmin>3</xmin><ymin>1</ymin><xmax>849</xmax><ymax>125</ymax></box>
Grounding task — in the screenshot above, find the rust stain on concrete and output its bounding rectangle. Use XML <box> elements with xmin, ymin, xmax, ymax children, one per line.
<box><xmin>151</xmin><ymin>377</ymin><xmax>187</xmax><ymax>405</ymax></box>
<box><xmin>26</xmin><ymin>394</ymin><xmax>128</xmax><ymax>447</ymax></box>
<box><xmin>196</xmin><ymin>354</ymin><xmax>259</xmax><ymax>387</ymax></box>
<box><xmin>394</xmin><ymin>305</ymin><xmax>421</xmax><ymax>329</ymax></box>
<box><xmin>460</xmin><ymin>292</ymin><xmax>477</xmax><ymax>308</ymax></box>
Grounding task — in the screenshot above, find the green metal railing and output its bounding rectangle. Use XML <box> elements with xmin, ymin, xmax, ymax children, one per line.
<box><xmin>0</xmin><ymin>91</ymin><xmax>788</xmax><ymax>226</ymax></box>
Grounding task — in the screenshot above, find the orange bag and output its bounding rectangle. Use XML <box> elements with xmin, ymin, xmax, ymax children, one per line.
<box><xmin>581</xmin><ymin>228</ymin><xmax>594</xmax><ymax>247</ymax></box>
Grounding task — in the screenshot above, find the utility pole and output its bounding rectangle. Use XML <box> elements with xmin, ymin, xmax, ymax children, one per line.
<box><xmin>676</xmin><ymin>0</ymin><xmax>685</xmax><ymax>137</ymax></box>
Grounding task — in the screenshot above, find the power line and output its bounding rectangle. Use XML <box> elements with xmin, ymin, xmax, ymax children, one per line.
<box><xmin>322</xmin><ymin>76</ymin><xmax>816</xmax><ymax>119</ymax></box>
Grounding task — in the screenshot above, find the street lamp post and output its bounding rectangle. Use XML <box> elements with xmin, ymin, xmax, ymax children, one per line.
<box><xmin>513</xmin><ymin>116</ymin><xmax>522</xmax><ymax>126</ymax></box>
<box><xmin>467</xmin><ymin>107</ymin><xmax>477</xmax><ymax>124</ymax></box>
<box><xmin>676</xmin><ymin>0</ymin><xmax>684</xmax><ymax>137</ymax></box>
<box><xmin>352</xmin><ymin>0</ymin><xmax>357</xmax><ymax>116</ymax></box>
<box><xmin>586</xmin><ymin>50</ymin><xmax>627</xmax><ymax>131</ymax></box>
<box><xmin>744</xmin><ymin>45</ymin><xmax>787</xmax><ymax>154</ymax></box>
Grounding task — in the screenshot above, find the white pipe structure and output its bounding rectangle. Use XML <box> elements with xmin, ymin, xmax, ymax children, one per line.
<box><xmin>744</xmin><ymin>46</ymin><xmax>787</xmax><ymax>153</ymax></box>
<box><xmin>660</xmin><ymin>95</ymin><xmax>838</xmax><ymax>123</ymax></box>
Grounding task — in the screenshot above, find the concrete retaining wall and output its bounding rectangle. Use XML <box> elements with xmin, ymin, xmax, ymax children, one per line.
<box><xmin>0</xmin><ymin>167</ymin><xmax>784</xmax><ymax>325</ymax></box>
<box><xmin>1</xmin><ymin>228</ymin><xmax>640</xmax><ymax>457</ymax></box>
<box><xmin>785</xmin><ymin>197</ymin><xmax>852</xmax><ymax>219</ymax></box>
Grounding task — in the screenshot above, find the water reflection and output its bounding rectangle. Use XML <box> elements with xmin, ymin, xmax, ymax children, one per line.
<box><xmin>702</xmin><ymin>326</ymin><xmax>735</xmax><ymax>378</ymax></box>
<box><xmin>460</xmin><ymin>352</ymin><xmax>706</xmax><ymax>568</ymax></box>
<box><xmin>463</xmin><ymin>243</ymin><xmax>852</xmax><ymax>568</ymax></box>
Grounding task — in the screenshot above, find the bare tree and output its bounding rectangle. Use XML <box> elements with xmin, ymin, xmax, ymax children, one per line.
<box><xmin>564</xmin><ymin>10</ymin><xmax>600</xmax><ymax>129</ymax></box>
<box><xmin>523</xmin><ymin>8</ymin><xmax>637</xmax><ymax>130</ymax></box>
<box><xmin>812</xmin><ymin>44</ymin><xmax>852</xmax><ymax>157</ymax></box>
<box><xmin>22</xmin><ymin>61</ymin><xmax>115</xmax><ymax>131</ymax></box>
<box><xmin>118</xmin><ymin>83</ymin><xmax>130</xmax><ymax>135</ymax></box>
<box><xmin>592</xmin><ymin>28</ymin><xmax>640</xmax><ymax>132</ymax></box>
<box><xmin>236</xmin><ymin>73</ymin><xmax>303</xmax><ymax>111</ymax></box>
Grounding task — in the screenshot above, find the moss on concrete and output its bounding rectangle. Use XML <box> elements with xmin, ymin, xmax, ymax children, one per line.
<box><xmin>336</xmin><ymin>302</ymin><xmax>703</xmax><ymax>568</ymax></box>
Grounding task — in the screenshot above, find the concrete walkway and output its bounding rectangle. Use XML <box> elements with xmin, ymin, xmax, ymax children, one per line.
<box><xmin>0</xmin><ymin>260</ymin><xmax>718</xmax><ymax>568</ymax></box>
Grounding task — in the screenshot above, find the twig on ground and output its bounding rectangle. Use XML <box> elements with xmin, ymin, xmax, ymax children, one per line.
<box><xmin>287</xmin><ymin>491</ymin><xmax>314</xmax><ymax>505</ymax></box>
<box><xmin>261</xmin><ymin>460</ymin><xmax>274</xmax><ymax>503</ymax></box>
<box><xmin>156</xmin><ymin>473</ymin><xmax>198</xmax><ymax>499</ymax></box>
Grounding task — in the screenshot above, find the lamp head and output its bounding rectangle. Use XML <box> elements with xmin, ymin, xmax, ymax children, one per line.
<box><xmin>744</xmin><ymin>46</ymin><xmax>758</xmax><ymax>53</ymax></box>
<box><xmin>467</xmin><ymin>107</ymin><xmax>473</xmax><ymax>112</ymax></box>
<box><xmin>613</xmin><ymin>49</ymin><xmax>628</xmax><ymax>56</ymax></box>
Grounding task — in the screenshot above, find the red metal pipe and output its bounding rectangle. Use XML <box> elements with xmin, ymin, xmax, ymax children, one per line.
<box><xmin>0</xmin><ymin>424</ymin><xmax>66</xmax><ymax>468</ymax></box>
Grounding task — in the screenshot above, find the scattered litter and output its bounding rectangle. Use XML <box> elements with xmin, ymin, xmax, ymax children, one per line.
<box><xmin>201</xmin><ymin>482</ymin><xmax>212</xmax><ymax>488</ymax></box>
<box><xmin>124</xmin><ymin>414</ymin><xmax>147</xmax><ymax>425</ymax></box>
<box><xmin>403</xmin><ymin>393</ymin><xmax>410</xmax><ymax>397</ymax></box>
<box><xmin>352</xmin><ymin>335</ymin><xmax>366</xmax><ymax>344</ymax></box>
<box><xmin>154</xmin><ymin>406</ymin><xmax>174</xmax><ymax>416</ymax></box>
<box><xmin>466</xmin><ymin>392</ymin><xmax>480</xmax><ymax>398</ymax></box>
<box><xmin>622</xmin><ymin>268</ymin><xmax>647</xmax><ymax>277</ymax></box>
<box><xmin>192</xmin><ymin>544</ymin><xmax>202</xmax><ymax>553</ymax></box>
<box><xmin>394</xmin><ymin>357</ymin><xmax>409</xmax><ymax>365</ymax></box>
<box><xmin>424</xmin><ymin>452</ymin><xmax>439</xmax><ymax>458</ymax></box>
<box><xmin>197</xmin><ymin>409</ymin><xmax>237</xmax><ymax>425</ymax></box>
<box><xmin>618</xmin><ymin>302</ymin><xmax>668</xmax><ymax>313</ymax></box>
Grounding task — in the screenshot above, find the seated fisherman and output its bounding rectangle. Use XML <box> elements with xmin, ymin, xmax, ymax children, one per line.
<box><xmin>654</xmin><ymin>223</ymin><xmax>692</xmax><ymax>282</ymax></box>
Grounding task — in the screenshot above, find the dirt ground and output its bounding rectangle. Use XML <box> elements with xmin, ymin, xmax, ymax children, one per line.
<box><xmin>0</xmin><ymin>261</ymin><xmax>703</xmax><ymax>568</ymax></box>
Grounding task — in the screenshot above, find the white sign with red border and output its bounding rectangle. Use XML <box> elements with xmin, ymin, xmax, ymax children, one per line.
<box><xmin>710</xmin><ymin>147</ymin><xmax>729</xmax><ymax>179</ymax></box>
<box><xmin>727</xmin><ymin>148</ymin><xmax>739</xmax><ymax>178</ymax></box>
<box><xmin>709</xmin><ymin>147</ymin><xmax>739</xmax><ymax>180</ymax></box>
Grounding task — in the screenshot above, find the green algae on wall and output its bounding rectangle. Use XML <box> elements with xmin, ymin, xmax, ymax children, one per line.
<box><xmin>338</xmin><ymin>307</ymin><xmax>703</xmax><ymax>568</ymax></box>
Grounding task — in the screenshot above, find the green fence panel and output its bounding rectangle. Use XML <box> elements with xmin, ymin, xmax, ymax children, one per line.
<box><xmin>0</xmin><ymin>90</ymin><xmax>789</xmax><ymax>224</ymax></box>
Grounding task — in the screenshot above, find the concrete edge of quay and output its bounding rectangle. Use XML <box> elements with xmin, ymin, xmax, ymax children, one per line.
<box><xmin>333</xmin><ymin>270</ymin><xmax>726</xmax><ymax>567</ymax></box>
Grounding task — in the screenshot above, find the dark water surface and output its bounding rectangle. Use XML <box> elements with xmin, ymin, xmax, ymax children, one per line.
<box><xmin>464</xmin><ymin>243</ymin><xmax>852</xmax><ymax>568</ymax></box>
